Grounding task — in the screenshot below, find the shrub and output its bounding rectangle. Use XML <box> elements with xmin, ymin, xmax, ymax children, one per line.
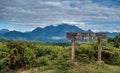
<box><xmin>76</xmin><ymin>43</ymin><xmax>96</xmax><ymax>63</ymax></box>
<box><xmin>102</xmin><ymin>43</ymin><xmax>120</xmax><ymax>65</ymax></box>
<box><xmin>0</xmin><ymin>41</ymin><xmax>36</xmax><ymax>71</ymax></box>
<box><xmin>35</xmin><ymin>56</ymin><xmax>50</xmax><ymax>67</ymax></box>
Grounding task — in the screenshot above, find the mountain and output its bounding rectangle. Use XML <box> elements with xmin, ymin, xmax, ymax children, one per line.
<box><xmin>0</xmin><ymin>29</ymin><xmax>9</xmax><ymax>34</ymax></box>
<box><xmin>87</xmin><ymin>29</ymin><xmax>93</xmax><ymax>33</ymax></box>
<box><xmin>106</xmin><ymin>32</ymin><xmax>119</xmax><ymax>38</ymax></box>
<box><xmin>4</xmin><ymin>30</ymin><xmax>25</xmax><ymax>40</ymax></box>
<box><xmin>0</xmin><ymin>24</ymin><xmax>119</xmax><ymax>42</ymax></box>
<box><xmin>31</xmin><ymin>24</ymin><xmax>85</xmax><ymax>38</ymax></box>
<box><xmin>0</xmin><ymin>29</ymin><xmax>9</xmax><ymax>38</ymax></box>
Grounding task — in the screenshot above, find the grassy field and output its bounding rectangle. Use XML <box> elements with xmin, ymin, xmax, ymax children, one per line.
<box><xmin>19</xmin><ymin>63</ymin><xmax>120</xmax><ymax>73</ymax></box>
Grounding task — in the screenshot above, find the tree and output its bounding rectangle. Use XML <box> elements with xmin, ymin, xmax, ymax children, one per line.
<box><xmin>114</xmin><ymin>34</ymin><xmax>120</xmax><ymax>48</ymax></box>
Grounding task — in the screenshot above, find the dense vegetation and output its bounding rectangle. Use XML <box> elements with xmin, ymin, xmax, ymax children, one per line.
<box><xmin>108</xmin><ymin>34</ymin><xmax>120</xmax><ymax>48</ymax></box>
<box><xmin>0</xmin><ymin>34</ymin><xmax>120</xmax><ymax>73</ymax></box>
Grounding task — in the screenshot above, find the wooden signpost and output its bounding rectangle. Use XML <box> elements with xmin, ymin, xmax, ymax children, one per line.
<box><xmin>66</xmin><ymin>32</ymin><xmax>106</xmax><ymax>65</ymax></box>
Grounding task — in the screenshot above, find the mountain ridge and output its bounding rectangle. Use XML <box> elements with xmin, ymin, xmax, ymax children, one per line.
<box><xmin>0</xmin><ymin>24</ymin><xmax>119</xmax><ymax>42</ymax></box>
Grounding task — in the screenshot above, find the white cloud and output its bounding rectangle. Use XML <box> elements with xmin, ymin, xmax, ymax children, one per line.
<box><xmin>51</xmin><ymin>36</ymin><xmax>64</xmax><ymax>40</ymax></box>
<box><xmin>45</xmin><ymin>1</ymin><xmax>62</xmax><ymax>7</ymax></box>
<box><xmin>0</xmin><ymin>0</ymin><xmax>120</xmax><ymax>32</ymax></box>
<box><xmin>61</xmin><ymin>21</ymin><xmax>88</xmax><ymax>30</ymax></box>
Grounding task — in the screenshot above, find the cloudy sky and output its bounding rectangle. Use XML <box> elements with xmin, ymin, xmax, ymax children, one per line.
<box><xmin>0</xmin><ymin>0</ymin><xmax>120</xmax><ymax>32</ymax></box>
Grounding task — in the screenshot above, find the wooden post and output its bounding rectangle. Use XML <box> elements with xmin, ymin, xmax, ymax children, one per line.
<box><xmin>71</xmin><ymin>40</ymin><xmax>75</xmax><ymax>65</ymax></box>
<box><xmin>97</xmin><ymin>37</ymin><xmax>102</xmax><ymax>65</ymax></box>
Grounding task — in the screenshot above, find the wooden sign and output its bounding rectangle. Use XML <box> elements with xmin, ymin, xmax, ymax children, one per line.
<box><xmin>66</xmin><ymin>32</ymin><xmax>106</xmax><ymax>40</ymax></box>
<box><xmin>66</xmin><ymin>32</ymin><xmax>107</xmax><ymax>65</ymax></box>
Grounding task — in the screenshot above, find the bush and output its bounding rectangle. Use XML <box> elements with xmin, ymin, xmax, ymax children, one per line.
<box><xmin>35</xmin><ymin>56</ymin><xmax>50</xmax><ymax>67</ymax></box>
<box><xmin>108</xmin><ymin>34</ymin><xmax>120</xmax><ymax>48</ymax></box>
<box><xmin>112</xmin><ymin>48</ymin><xmax>120</xmax><ymax>65</ymax></box>
<box><xmin>102</xmin><ymin>43</ymin><xmax>120</xmax><ymax>65</ymax></box>
<box><xmin>57</xmin><ymin>57</ymin><xmax>71</xmax><ymax>70</ymax></box>
<box><xmin>76</xmin><ymin>43</ymin><xmax>96</xmax><ymax>63</ymax></box>
<box><xmin>0</xmin><ymin>41</ymin><xmax>36</xmax><ymax>72</ymax></box>
<box><xmin>114</xmin><ymin>34</ymin><xmax>120</xmax><ymax>48</ymax></box>
<box><xmin>77</xmin><ymin>54</ymin><xmax>90</xmax><ymax>63</ymax></box>
<box><xmin>0</xmin><ymin>58</ymin><xmax>9</xmax><ymax>72</ymax></box>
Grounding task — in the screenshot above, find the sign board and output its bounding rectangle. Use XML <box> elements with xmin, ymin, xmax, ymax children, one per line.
<box><xmin>66</xmin><ymin>32</ymin><xmax>106</xmax><ymax>40</ymax></box>
<box><xmin>66</xmin><ymin>32</ymin><xmax>107</xmax><ymax>65</ymax></box>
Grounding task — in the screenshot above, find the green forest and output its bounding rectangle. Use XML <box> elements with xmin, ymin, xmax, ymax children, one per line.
<box><xmin>0</xmin><ymin>34</ymin><xmax>120</xmax><ymax>73</ymax></box>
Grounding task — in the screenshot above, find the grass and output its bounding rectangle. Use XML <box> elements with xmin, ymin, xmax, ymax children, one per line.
<box><xmin>19</xmin><ymin>63</ymin><xmax>120</xmax><ymax>73</ymax></box>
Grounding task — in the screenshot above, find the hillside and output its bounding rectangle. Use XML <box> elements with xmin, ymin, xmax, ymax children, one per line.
<box><xmin>0</xmin><ymin>34</ymin><xmax>120</xmax><ymax>73</ymax></box>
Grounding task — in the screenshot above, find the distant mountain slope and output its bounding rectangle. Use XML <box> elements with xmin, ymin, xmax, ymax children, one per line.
<box><xmin>0</xmin><ymin>24</ymin><xmax>119</xmax><ymax>42</ymax></box>
<box><xmin>106</xmin><ymin>32</ymin><xmax>119</xmax><ymax>38</ymax></box>
<box><xmin>4</xmin><ymin>31</ymin><xmax>25</xmax><ymax>40</ymax></box>
<box><xmin>0</xmin><ymin>29</ymin><xmax>9</xmax><ymax>34</ymax></box>
<box><xmin>31</xmin><ymin>24</ymin><xmax>85</xmax><ymax>38</ymax></box>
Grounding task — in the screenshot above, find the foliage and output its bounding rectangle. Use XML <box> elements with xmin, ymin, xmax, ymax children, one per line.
<box><xmin>108</xmin><ymin>34</ymin><xmax>120</xmax><ymax>48</ymax></box>
<box><xmin>76</xmin><ymin>43</ymin><xmax>97</xmax><ymax>63</ymax></box>
<box><xmin>114</xmin><ymin>34</ymin><xmax>120</xmax><ymax>48</ymax></box>
<box><xmin>0</xmin><ymin>41</ymin><xmax>36</xmax><ymax>72</ymax></box>
<box><xmin>102</xmin><ymin>42</ymin><xmax>120</xmax><ymax>65</ymax></box>
<box><xmin>0</xmin><ymin>34</ymin><xmax>120</xmax><ymax>73</ymax></box>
